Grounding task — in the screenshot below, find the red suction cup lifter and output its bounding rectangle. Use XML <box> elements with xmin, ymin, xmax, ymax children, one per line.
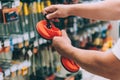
<box><xmin>36</xmin><ymin>20</ymin><xmax>62</xmax><ymax>39</ymax></box>
<box><xmin>36</xmin><ymin>19</ymin><xmax>80</xmax><ymax>72</ymax></box>
<box><xmin>61</xmin><ymin>56</ymin><xmax>80</xmax><ymax>72</ymax></box>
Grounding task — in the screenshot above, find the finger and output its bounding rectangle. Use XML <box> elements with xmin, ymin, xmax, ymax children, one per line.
<box><xmin>52</xmin><ymin>36</ymin><xmax>60</xmax><ymax>46</ymax></box>
<box><xmin>46</xmin><ymin>11</ymin><xmax>58</xmax><ymax>19</ymax></box>
<box><xmin>44</xmin><ymin>5</ymin><xmax>57</xmax><ymax>13</ymax></box>
<box><xmin>42</xmin><ymin>10</ymin><xmax>47</xmax><ymax>15</ymax></box>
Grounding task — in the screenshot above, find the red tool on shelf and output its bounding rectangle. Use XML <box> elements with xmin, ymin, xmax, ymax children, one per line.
<box><xmin>36</xmin><ymin>15</ymin><xmax>80</xmax><ymax>72</ymax></box>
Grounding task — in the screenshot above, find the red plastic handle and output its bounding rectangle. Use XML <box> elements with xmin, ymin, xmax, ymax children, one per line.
<box><xmin>36</xmin><ymin>20</ymin><xmax>80</xmax><ymax>72</ymax></box>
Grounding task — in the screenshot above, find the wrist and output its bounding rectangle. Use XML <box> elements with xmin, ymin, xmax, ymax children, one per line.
<box><xmin>67</xmin><ymin>4</ymin><xmax>74</xmax><ymax>16</ymax></box>
<box><xmin>67</xmin><ymin>4</ymin><xmax>77</xmax><ymax>16</ymax></box>
<box><xmin>58</xmin><ymin>44</ymin><xmax>72</xmax><ymax>56</ymax></box>
<box><xmin>63</xmin><ymin>45</ymin><xmax>76</xmax><ymax>59</ymax></box>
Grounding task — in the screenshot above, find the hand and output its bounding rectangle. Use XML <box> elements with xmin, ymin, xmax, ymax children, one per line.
<box><xmin>52</xmin><ymin>30</ymin><xmax>73</xmax><ymax>57</ymax></box>
<box><xmin>43</xmin><ymin>4</ymin><xmax>71</xmax><ymax>20</ymax></box>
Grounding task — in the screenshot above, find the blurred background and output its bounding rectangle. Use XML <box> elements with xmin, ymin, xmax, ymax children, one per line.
<box><xmin>0</xmin><ymin>0</ymin><xmax>119</xmax><ymax>80</ymax></box>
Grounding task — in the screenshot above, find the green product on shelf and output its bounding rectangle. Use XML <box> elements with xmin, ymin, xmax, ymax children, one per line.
<box><xmin>36</xmin><ymin>0</ymin><xmax>44</xmax><ymax>21</ymax></box>
<box><xmin>23</xmin><ymin>2</ymin><xmax>29</xmax><ymax>32</ymax></box>
<box><xmin>28</xmin><ymin>1</ymin><xmax>39</xmax><ymax>36</ymax></box>
<box><xmin>46</xmin><ymin>45</ymin><xmax>55</xmax><ymax>77</ymax></box>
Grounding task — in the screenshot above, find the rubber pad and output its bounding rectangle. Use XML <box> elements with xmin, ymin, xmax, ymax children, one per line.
<box><xmin>61</xmin><ymin>56</ymin><xmax>80</xmax><ymax>72</ymax></box>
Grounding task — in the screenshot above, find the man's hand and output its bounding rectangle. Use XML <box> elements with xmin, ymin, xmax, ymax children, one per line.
<box><xmin>44</xmin><ymin>5</ymin><xmax>71</xmax><ymax>20</ymax></box>
<box><xmin>52</xmin><ymin>30</ymin><xmax>72</xmax><ymax>57</ymax></box>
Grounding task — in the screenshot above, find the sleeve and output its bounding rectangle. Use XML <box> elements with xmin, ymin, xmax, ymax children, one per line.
<box><xmin>111</xmin><ymin>39</ymin><xmax>120</xmax><ymax>60</ymax></box>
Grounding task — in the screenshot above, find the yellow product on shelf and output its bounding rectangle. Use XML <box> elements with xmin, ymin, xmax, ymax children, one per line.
<box><xmin>102</xmin><ymin>36</ymin><xmax>113</xmax><ymax>51</ymax></box>
<box><xmin>46</xmin><ymin>0</ymin><xmax>51</xmax><ymax>6</ymax></box>
<box><xmin>33</xmin><ymin>47</ymin><xmax>38</xmax><ymax>54</ymax></box>
<box><xmin>11</xmin><ymin>72</ymin><xmax>16</xmax><ymax>78</ymax></box>
<box><xmin>25</xmin><ymin>40</ymin><xmax>29</xmax><ymax>47</ymax></box>
<box><xmin>23</xmin><ymin>3</ymin><xmax>29</xmax><ymax>16</ymax></box>
<box><xmin>17</xmin><ymin>2</ymin><xmax>23</xmax><ymax>14</ymax></box>
<box><xmin>33</xmin><ymin>2</ymin><xmax>37</xmax><ymax>14</ymax></box>
<box><xmin>37</xmin><ymin>2</ymin><xmax>42</xmax><ymax>13</ymax></box>
<box><xmin>21</xmin><ymin>66</ymin><xmax>28</xmax><ymax>76</ymax></box>
<box><xmin>18</xmin><ymin>69</ymin><xmax>22</xmax><ymax>75</ymax></box>
<box><xmin>18</xmin><ymin>43</ymin><xmax>23</xmax><ymax>49</ymax></box>
<box><xmin>41</xmin><ymin>1</ymin><xmax>45</xmax><ymax>11</ymax></box>
<box><xmin>10</xmin><ymin>65</ymin><xmax>18</xmax><ymax>78</ymax></box>
<box><xmin>56</xmin><ymin>65</ymin><xmax>61</xmax><ymax>73</ymax></box>
<box><xmin>93</xmin><ymin>38</ymin><xmax>103</xmax><ymax>46</ymax></box>
<box><xmin>102</xmin><ymin>42</ymin><xmax>109</xmax><ymax>51</ymax></box>
<box><xmin>108</xmin><ymin>40</ymin><xmax>113</xmax><ymax>48</ymax></box>
<box><xmin>105</xmin><ymin>36</ymin><xmax>113</xmax><ymax>48</ymax></box>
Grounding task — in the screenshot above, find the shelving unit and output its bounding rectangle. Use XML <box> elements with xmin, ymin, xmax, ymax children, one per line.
<box><xmin>0</xmin><ymin>0</ymin><xmax>118</xmax><ymax>80</ymax></box>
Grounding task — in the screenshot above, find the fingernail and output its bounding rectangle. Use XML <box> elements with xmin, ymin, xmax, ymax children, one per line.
<box><xmin>46</xmin><ymin>15</ymin><xmax>50</xmax><ymax>19</ymax></box>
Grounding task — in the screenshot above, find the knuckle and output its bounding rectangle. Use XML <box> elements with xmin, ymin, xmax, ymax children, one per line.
<box><xmin>50</xmin><ymin>5</ymin><xmax>57</xmax><ymax>9</ymax></box>
<box><xmin>53</xmin><ymin>37</ymin><xmax>57</xmax><ymax>42</ymax></box>
<box><xmin>52</xmin><ymin>5</ymin><xmax>56</xmax><ymax>8</ymax></box>
<box><xmin>53</xmin><ymin>37</ymin><xmax>60</xmax><ymax>44</ymax></box>
<box><xmin>55</xmin><ymin>12</ymin><xmax>61</xmax><ymax>17</ymax></box>
<box><xmin>52</xmin><ymin>38</ymin><xmax>57</xmax><ymax>46</ymax></box>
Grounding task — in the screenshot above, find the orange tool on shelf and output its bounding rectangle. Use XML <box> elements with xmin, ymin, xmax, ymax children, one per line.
<box><xmin>36</xmin><ymin>15</ymin><xmax>80</xmax><ymax>72</ymax></box>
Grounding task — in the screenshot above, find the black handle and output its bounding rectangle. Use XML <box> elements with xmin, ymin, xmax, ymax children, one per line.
<box><xmin>44</xmin><ymin>14</ymin><xmax>51</xmax><ymax>29</ymax></box>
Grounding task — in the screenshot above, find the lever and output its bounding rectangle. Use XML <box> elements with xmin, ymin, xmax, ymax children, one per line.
<box><xmin>44</xmin><ymin>14</ymin><xmax>51</xmax><ymax>29</ymax></box>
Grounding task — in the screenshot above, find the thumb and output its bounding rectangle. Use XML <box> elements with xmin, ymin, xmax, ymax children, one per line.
<box><xmin>61</xmin><ymin>30</ymin><xmax>68</xmax><ymax>37</ymax></box>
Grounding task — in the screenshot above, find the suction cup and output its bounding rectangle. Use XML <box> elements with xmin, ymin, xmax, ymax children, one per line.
<box><xmin>61</xmin><ymin>56</ymin><xmax>80</xmax><ymax>72</ymax></box>
<box><xmin>36</xmin><ymin>20</ymin><xmax>62</xmax><ymax>40</ymax></box>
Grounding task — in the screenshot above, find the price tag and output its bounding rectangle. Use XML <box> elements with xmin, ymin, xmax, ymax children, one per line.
<box><xmin>18</xmin><ymin>63</ymin><xmax>22</xmax><ymax>70</ymax></box>
<box><xmin>0</xmin><ymin>1</ymin><xmax>1</xmax><ymax>9</ymax></box>
<box><xmin>10</xmin><ymin>65</ymin><xmax>18</xmax><ymax>72</ymax></box>
<box><xmin>94</xmin><ymin>27</ymin><xmax>99</xmax><ymax>32</ymax></box>
<box><xmin>12</xmin><ymin>2</ymin><xmax>16</xmax><ymax>8</ymax></box>
<box><xmin>43</xmin><ymin>39</ymin><xmax>47</xmax><ymax>44</ymax></box>
<box><xmin>23</xmin><ymin>33</ymin><xmax>29</xmax><ymax>40</ymax></box>
<box><xmin>15</xmin><ymin>0</ymin><xmax>20</xmax><ymax>6</ymax></box>
<box><xmin>70</xmin><ymin>28</ymin><xmax>74</xmax><ymax>33</ymax></box>
<box><xmin>4</xmin><ymin>40</ymin><xmax>10</xmax><ymax>47</ymax></box>
<box><xmin>98</xmin><ymin>25</ymin><xmax>102</xmax><ymax>31</ymax></box>
<box><xmin>22</xmin><ymin>48</ymin><xmax>26</xmax><ymax>55</ymax></box>
<box><xmin>22</xmin><ymin>61</ymin><xmax>27</xmax><ymax>67</ymax></box>
<box><xmin>12</xmin><ymin>38</ymin><xmax>18</xmax><ymax>45</ymax></box>
<box><xmin>23</xmin><ymin>60</ymin><xmax>31</xmax><ymax>67</ymax></box>
<box><xmin>4</xmin><ymin>69</ymin><xmax>10</xmax><ymax>77</ymax></box>
<box><xmin>34</xmin><ymin>40</ymin><xmax>38</xmax><ymax>47</ymax></box>
<box><xmin>27</xmin><ymin>50</ymin><xmax>33</xmax><ymax>57</ymax></box>
<box><xmin>39</xmin><ymin>38</ymin><xmax>43</xmax><ymax>44</ymax></box>
<box><xmin>83</xmin><ymin>34</ymin><xmax>87</xmax><ymax>39</ymax></box>
<box><xmin>91</xmin><ymin>28</ymin><xmax>95</xmax><ymax>34</ymax></box>
<box><xmin>87</xmin><ymin>29</ymin><xmax>91</xmax><ymax>34</ymax></box>
<box><xmin>27</xmin><ymin>61</ymin><xmax>31</xmax><ymax>67</ymax></box>
<box><xmin>30</xmin><ymin>31</ymin><xmax>35</xmax><ymax>38</ymax></box>
<box><xmin>0</xmin><ymin>72</ymin><xmax>3</xmax><ymax>80</ymax></box>
<box><xmin>21</xmin><ymin>62</ymin><xmax>25</xmax><ymax>67</ymax></box>
<box><xmin>21</xmin><ymin>61</ymin><xmax>28</xmax><ymax>76</ymax></box>
<box><xmin>17</xmin><ymin>37</ymin><xmax>23</xmax><ymax>43</ymax></box>
<box><xmin>79</xmin><ymin>37</ymin><xmax>83</xmax><ymax>42</ymax></box>
<box><xmin>25</xmin><ymin>19</ymin><xmax>28</xmax><ymax>24</ymax></box>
